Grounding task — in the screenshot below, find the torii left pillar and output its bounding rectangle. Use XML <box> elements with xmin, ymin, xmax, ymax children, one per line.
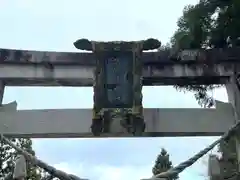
<box><xmin>0</xmin><ymin>82</ymin><xmax>26</xmax><ymax>180</ymax></box>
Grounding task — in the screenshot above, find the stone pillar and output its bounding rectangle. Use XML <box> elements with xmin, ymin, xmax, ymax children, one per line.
<box><xmin>225</xmin><ymin>76</ymin><xmax>240</xmax><ymax>172</ymax></box>
<box><xmin>208</xmin><ymin>155</ymin><xmax>221</xmax><ymax>180</ymax></box>
<box><xmin>13</xmin><ymin>155</ymin><xmax>27</xmax><ymax>180</ymax></box>
<box><xmin>0</xmin><ymin>81</ymin><xmax>5</xmax><ymax>105</ymax></box>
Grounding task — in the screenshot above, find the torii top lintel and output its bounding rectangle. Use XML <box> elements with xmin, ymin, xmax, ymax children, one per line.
<box><xmin>73</xmin><ymin>38</ymin><xmax>161</xmax><ymax>51</ymax></box>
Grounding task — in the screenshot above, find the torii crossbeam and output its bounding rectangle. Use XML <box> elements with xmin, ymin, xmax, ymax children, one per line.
<box><xmin>0</xmin><ymin>46</ymin><xmax>239</xmax><ymax>86</ymax></box>
<box><xmin>0</xmin><ymin>40</ymin><xmax>240</xmax><ymax>138</ymax></box>
<box><xmin>0</xmin><ymin>100</ymin><xmax>235</xmax><ymax>138</ymax></box>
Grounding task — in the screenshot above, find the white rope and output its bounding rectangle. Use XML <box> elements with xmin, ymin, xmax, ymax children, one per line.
<box><xmin>0</xmin><ymin>134</ymin><xmax>87</xmax><ymax>180</ymax></box>
<box><xmin>142</xmin><ymin>119</ymin><xmax>240</xmax><ymax>180</ymax></box>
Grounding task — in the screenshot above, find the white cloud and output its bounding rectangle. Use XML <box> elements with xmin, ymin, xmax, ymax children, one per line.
<box><xmin>54</xmin><ymin>162</ymin><xmax>85</xmax><ymax>176</ymax></box>
<box><xmin>32</xmin><ymin>137</ymin><xmax>219</xmax><ymax>180</ymax></box>
<box><xmin>53</xmin><ymin>158</ymin><xmax>211</xmax><ymax>180</ymax></box>
<box><xmin>91</xmin><ymin>165</ymin><xmax>152</xmax><ymax>180</ymax></box>
<box><xmin>54</xmin><ymin>162</ymin><xmax>152</xmax><ymax>180</ymax></box>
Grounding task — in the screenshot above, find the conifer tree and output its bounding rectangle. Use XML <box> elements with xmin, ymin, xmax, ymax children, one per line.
<box><xmin>152</xmin><ymin>148</ymin><xmax>178</xmax><ymax>180</ymax></box>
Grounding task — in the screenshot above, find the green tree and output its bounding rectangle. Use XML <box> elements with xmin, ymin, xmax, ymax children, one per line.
<box><xmin>169</xmin><ymin>0</ymin><xmax>240</xmax><ymax>107</ymax></box>
<box><xmin>152</xmin><ymin>148</ymin><xmax>178</xmax><ymax>180</ymax></box>
<box><xmin>170</xmin><ymin>3</ymin><xmax>216</xmax><ymax>107</ymax></box>
<box><xmin>0</xmin><ymin>138</ymin><xmax>43</xmax><ymax>180</ymax></box>
<box><xmin>171</xmin><ymin>2</ymin><xmax>240</xmax><ymax>177</ymax></box>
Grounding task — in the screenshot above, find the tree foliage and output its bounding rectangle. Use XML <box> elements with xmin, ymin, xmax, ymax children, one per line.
<box><xmin>152</xmin><ymin>148</ymin><xmax>178</xmax><ymax>180</ymax></box>
<box><xmin>170</xmin><ymin>0</ymin><xmax>240</xmax><ymax>107</ymax></box>
<box><xmin>0</xmin><ymin>138</ymin><xmax>43</xmax><ymax>180</ymax></box>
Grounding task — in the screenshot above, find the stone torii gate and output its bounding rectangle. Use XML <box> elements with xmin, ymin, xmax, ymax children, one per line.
<box><xmin>0</xmin><ymin>41</ymin><xmax>240</xmax><ymax>138</ymax></box>
<box><xmin>1</xmin><ymin>39</ymin><xmax>240</xmax><ymax>179</ymax></box>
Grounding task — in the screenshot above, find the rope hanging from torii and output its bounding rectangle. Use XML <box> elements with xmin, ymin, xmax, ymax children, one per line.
<box><xmin>144</xmin><ymin>118</ymin><xmax>240</xmax><ymax>180</ymax></box>
<box><xmin>0</xmin><ymin>134</ymin><xmax>87</xmax><ymax>180</ymax></box>
<box><xmin>1</xmin><ymin>117</ymin><xmax>240</xmax><ymax>180</ymax></box>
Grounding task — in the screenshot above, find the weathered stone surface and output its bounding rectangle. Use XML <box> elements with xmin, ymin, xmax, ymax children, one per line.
<box><xmin>1</xmin><ymin>47</ymin><xmax>240</xmax><ymax>65</ymax></box>
<box><xmin>0</xmin><ymin>47</ymin><xmax>240</xmax><ymax>87</ymax></box>
<box><xmin>0</xmin><ymin>61</ymin><xmax>236</xmax><ymax>87</ymax></box>
<box><xmin>90</xmin><ymin>41</ymin><xmax>146</xmax><ymax>124</ymax></box>
<box><xmin>73</xmin><ymin>38</ymin><xmax>161</xmax><ymax>51</ymax></box>
<box><xmin>83</xmin><ymin>39</ymin><xmax>159</xmax><ymax>135</ymax></box>
<box><xmin>0</xmin><ymin>103</ymin><xmax>235</xmax><ymax>138</ymax></box>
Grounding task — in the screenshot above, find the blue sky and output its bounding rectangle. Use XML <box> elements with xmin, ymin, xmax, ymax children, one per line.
<box><xmin>0</xmin><ymin>0</ymin><xmax>228</xmax><ymax>180</ymax></box>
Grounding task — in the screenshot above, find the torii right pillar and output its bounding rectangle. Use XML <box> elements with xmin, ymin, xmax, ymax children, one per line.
<box><xmin>225</xmin><ymin>75</ymin><xmax>240</xmax><ymax>172</ymax></box>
